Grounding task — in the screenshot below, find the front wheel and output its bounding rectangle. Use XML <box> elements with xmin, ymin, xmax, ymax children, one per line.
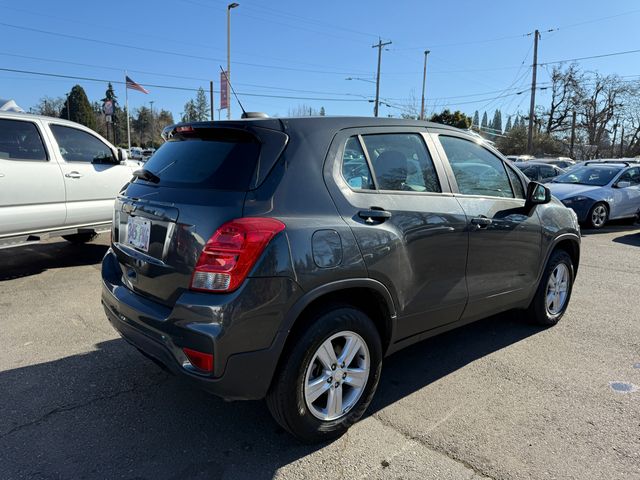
<box><xmin>266</xmin><ymin>306</ymin><xmax>382</xmax><ymax>443</ymax></box>
<box><xmin>587</xmin><ymin>202</ymin><xmax>608</xmax><ymax>229</ymax></box>
<box><xmin>526</xmin><ymin>249</ymin><xmax>575</xmax><ymax>326</ymax></box>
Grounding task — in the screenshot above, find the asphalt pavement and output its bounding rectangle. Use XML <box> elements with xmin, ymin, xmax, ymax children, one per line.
<box><xmin>1</xmin><ymin>225</ymin><xmax>639</xmax><ymax>480</ymax></box>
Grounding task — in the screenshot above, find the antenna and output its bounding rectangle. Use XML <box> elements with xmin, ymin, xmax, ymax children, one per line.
<box><xmin>220</xmin><ymin>66</ymin><xmax>246</xmax><ymax>118</ymax></box>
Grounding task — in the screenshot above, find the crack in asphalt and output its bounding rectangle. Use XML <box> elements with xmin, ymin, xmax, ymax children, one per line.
<box><xmin>371</xmin><ymin>412</ymin><xmax>496</xmax><ymax>479</ymax></box>
<box><xmin>0</xmin><ymin>374</ymin><xmax>169</xmax><ymax>440</ymax></box>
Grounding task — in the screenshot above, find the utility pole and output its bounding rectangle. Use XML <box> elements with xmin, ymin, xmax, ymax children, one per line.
<box><xmin>569</xmin><ymin>110</ymin><xmax>577</xmax><ymax>158</ymax></box>
<box><xmin>527</xmin><ymin>29</ymin><xmax>540</xmax><ymax>155</ymax></box>
<box><xmin>227</xmin><ymin>3</ymin><xmax>239</xmax><ymax>120</ymax></box>
<box><xmin>372</xmin><ymin>37</ymin><xmax>392</xmax><ymax>117</ymax></box>
<box><xmin>149</xmin><ymin>100</ymin><xmax>154</xmax><ymax>148</ymax></box>
<box><xmin>620</xmin><ymin>125</ymin><xmax>625</xmax><ymax>157</ymax></box>
<box><xmin>210</xmin><ymin>80</ymin><xmax>214</xmax><ymax>121</ymax></box>
<box><xmin>65</xmin><ymin>93</ymin><xmax>70</xmax><ymax>120</ymax></box>
<box><xmin>420</xmin><ymin>50</ymin><xmax>430</xmax><ymax>120</ymax></box>
<box><xmin>612</xmin><ymin>115</ymin><xmax>620</xmax><ymax>158</ymax></box>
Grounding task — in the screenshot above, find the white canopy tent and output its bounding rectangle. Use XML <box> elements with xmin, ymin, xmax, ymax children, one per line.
<box><xmin>0</xmin><ymin>99</ymin><xmax>24</xmax><ymax>113</ymax></box>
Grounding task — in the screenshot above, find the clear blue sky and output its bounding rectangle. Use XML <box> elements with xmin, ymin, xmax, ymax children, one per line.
<box><xmin>2</xmin><ymin>0</ymin><xmax>640</xmax><ymax>122</ymax></box>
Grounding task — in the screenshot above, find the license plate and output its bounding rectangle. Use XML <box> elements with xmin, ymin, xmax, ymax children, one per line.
<box><xmin>126</xmin><ymin>216</ymin><xmax>151</xmax><ymax>252</ymax></box>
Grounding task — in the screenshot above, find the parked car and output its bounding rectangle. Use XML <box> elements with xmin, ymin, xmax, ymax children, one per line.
<box><xmin>102</xmin><ymin>117</ymin><xmax>581</xmax><ymax>442</ymax></box>
<box><xmin>0</xmin><ymin>112</ymin><xmax>140</xmax><ymax>248</ymax></box>
<box><xmin>516</xmin><ymin>161</ymin><xmax>565</xmax><ymax>183</ymax></box>
<box><xmin>141</xmin><ymin>148</ymin><xmax>155</xmax><ymax>161</ymax></box>
<box><xmin>534</xmin><ymin>157</ymin><xmax>576</xmax><ymax>169</ymax></box>
<box><xmin>548</xmin><ymin>161</ymin><xmax>640</xmax><ymax>228</ymax></box>
<box><xmin>129</xmin><ymin>147</ymin><xmax>144</xmax><ymax>160</ymax></box>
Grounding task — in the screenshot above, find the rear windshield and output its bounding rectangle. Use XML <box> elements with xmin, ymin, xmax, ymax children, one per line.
<box><xmin>137</xmin><ymin>129</ymin><xmax>260</xmax><ymax>190</ymax></box>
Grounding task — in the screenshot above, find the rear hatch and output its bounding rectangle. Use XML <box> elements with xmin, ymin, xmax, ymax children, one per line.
<box><xmin>112</xmin><ymin>123</ymin><xmax>287</xmax><ymax>306</ymax></box>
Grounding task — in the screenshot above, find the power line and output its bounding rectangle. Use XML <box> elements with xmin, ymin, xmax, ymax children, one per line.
<box><xmin>0</xmin><ymin>52</ymin><xmax>374</xmax><ymax>99</ymax></box>
<box><xmin>0</xmin><ymin>67</ymin><xmax>374</xmax><ymax>102</ymax></box>
<box><xmin>541</xmin><ymin>48</ymin><xmax>640</xmax><ymax>66</ymax></box>
<box><xmin>0</xmin><ymin>22</ymin><xmax>372</xmax><ymax>76</ymax></box>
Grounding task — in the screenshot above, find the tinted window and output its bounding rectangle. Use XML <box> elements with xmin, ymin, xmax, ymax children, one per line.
<box><xmin>0</xmin><ymin>119</ymin><xmax>47</xmax><ymax>161</ymax></box>
<box><xmin>539</xmin><ymin>165</ymin><xmax>557</xmax><ymax>178</ymax></box>
<box><xmin>342</xmin><ymin>136</ymin><xmax>374</xmax><ymax>190</ymax></box>
<box><xmin>140</xmin><ymin>129</ymin><xmax>260</xmax><ymax>190</ymax></box>
<box><xmin>50</xmin><ymin>125</ymin><xmax>114</xmax><ymax>163</ymax></box>
<box><xmin>361</xmin><ymin>133</ymin><xmax>440</xmax><ymax>193</ymax></box>
<box><xmin>506</xmin><ymin>165</ymin><xmax>525</xmax><ymax>199</ymax></box>
<box><xmin>440</xmin><ymin>136</ymin><xmax>514</xmax><ymax>198</ymax></box>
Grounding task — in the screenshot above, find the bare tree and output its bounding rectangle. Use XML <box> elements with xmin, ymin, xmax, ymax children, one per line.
<box><xmin>541</xmin><ymin>64</ymin><xmax>582</xmax><ymax>134</ymax></box>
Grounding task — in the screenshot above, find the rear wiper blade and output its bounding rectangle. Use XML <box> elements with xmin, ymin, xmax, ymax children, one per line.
<box><xmin>132</xmin><ymin>168</ymin><xmax>160</xmax><ymax>184</ymax></box>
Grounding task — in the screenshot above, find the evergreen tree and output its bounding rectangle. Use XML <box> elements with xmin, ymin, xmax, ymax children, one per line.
<box><xmin>319</xmin><ymin>106</ymin><xmax>326</xmax><ymax>116</ymax></box>
<box><xmin>504</xmin><ymin>116</ymin><xmax>513</xmax><ymax>133</ymax></box>
<box><xmin>481</xmin><ymin>111</ymin><xmax>488</xmax><ymax>131</ymax></box>
<box><xmin>472</xmin><ymin>110</ymin><xmax>480</xmax><ymax>127</ymax></box>
<box><xmin>492</xmin><ymin>109</ymin><xmax>503</xmax><ymax>134</ymax></box>
<box><xmin>60</xmin><ymin>85</ymin><xmax>96</xmax><ymax>130</ymax></box>
<box><xmin>429</xmin><ymin>109</ymin><xmax>472</xmax><ymax>129</ymax></box>
<box><xmin>195</xmin><ymin>87</ymin><xmax>210</xmax><ymax>121</ymax></box>
<box><xmin>181</xmin><ymin>100</ymin><xmax>198</xmax><ymax>122</ymax></box>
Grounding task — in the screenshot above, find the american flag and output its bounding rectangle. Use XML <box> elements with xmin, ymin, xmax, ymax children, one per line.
<box><xmin>126</xmin><ymin>76</ymin><xmax>149</xmax><ymax>94</ymax></box>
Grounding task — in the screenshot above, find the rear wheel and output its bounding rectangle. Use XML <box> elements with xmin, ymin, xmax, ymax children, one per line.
<box><xmin>266</xmin><ymin>305</ymin><xmax>382</xmax><ymax>443</ymax></box>
<box><xmin>526</xmin><ymin>249</ymin><xmax>574</xmax><ymax>326</ymax></box>
<box><xmin>62</xmin><ymin>232</ymin><xmax>98</xmax><ymax>244</ymax></box>
<box><xmin>587</xmin><ymin>202</ymin><xmax>608</xmax><ymax>229</ymax></box>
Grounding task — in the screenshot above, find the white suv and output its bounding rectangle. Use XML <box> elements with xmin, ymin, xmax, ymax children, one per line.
<box><xmin>0</xmin><ymin>112</ymin><xmax>141</xmax><ymax>248</ymax></box>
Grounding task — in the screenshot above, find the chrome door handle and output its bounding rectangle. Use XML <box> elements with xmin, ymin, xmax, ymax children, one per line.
<box><xmin>65</xmin><ymin>171</ymin><xmax>83</xmax><ymax>179</ymax></box>
<box><xmin>0</xmin><ymin>173</ymin><xmax>5</xmax><ymax>177</ymax></box>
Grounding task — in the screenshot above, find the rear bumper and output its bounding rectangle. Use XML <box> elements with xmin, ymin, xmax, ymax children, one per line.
<box><xmin>101</xmin><ymin>248</ymin><xmax>302</xmax><ymax>400</ymax></box>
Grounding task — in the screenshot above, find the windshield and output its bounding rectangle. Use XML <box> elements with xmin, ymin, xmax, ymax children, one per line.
<box><xmin>552</xmin><ymin>165</ymin><xmax>622</xmax><ymax>186</ymax></box>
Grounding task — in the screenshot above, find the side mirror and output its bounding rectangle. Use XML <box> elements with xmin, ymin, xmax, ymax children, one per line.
<box><xmin>616</xmin><ymin>180</ymin><xmax>631</xmax><ymax>189</ymax></box>
<box><xmin>117</xmin><ymin>148</ymin><xmax>129</xmax><ymax>163</ymax></box>
<box><xmin>525</xmin><ymin>181</ymin><xmax>551</xmax><ymax>208</ymax></box>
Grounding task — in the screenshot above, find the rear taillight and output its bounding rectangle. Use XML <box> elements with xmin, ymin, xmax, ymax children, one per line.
<box><xmin>190</xmin><ymin>217</ymin><xmax>285</xmax><ymax>293</ymax></box>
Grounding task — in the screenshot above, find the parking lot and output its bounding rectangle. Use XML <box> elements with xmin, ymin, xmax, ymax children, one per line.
<box><xmin>1</xmin><ymin>225</ymin><xmax>639</xmax><ymax>480</ymax></box>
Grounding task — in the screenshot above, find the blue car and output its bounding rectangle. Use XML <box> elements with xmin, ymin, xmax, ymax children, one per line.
<box><xmin>548</xmin><ymin>161</ymin><xmax>640</xmax><ymax>228</ymax></box>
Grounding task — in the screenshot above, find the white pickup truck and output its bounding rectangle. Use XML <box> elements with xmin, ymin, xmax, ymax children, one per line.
<box><xmin>0</xmin><ymin>111</ymin><xmax>141</xmax><ymax>248</ymax></box>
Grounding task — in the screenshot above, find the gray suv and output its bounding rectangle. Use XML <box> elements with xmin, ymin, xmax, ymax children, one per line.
<box><xmin>101</xmin><ymin>117</ymin><xmax>580</xmax><ymax>442</ymax></box>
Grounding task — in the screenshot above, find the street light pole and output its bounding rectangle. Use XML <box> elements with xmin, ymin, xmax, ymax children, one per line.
<box><xmin>420</xmin><ymin>50</ymin><xmax>430</xmax><ymax>120</ymax></box>
<box><xmin>227</xmin><ymin>2</ymin><xmax>239</xmax><ymax>120</ymax></box>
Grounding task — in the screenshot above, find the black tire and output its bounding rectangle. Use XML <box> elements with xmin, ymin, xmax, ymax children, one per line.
<box><xmin>526</xmin><ymin>249</ymin><xmax>574</xmax><ymax>326</ymax></box>
<box><xmin>62</xmin><ymin>232</ymin><xmax>98</xmax><ymax>244</ymax></box>
<box><xmin>586</xmin><ymin>202</ymin><xmax>608</xmax><ymax>229</ymax></box>
<box><xmin>266</xmin><ymin>305</ymin><xmax>382</xmax><ymax>443</ymax></box>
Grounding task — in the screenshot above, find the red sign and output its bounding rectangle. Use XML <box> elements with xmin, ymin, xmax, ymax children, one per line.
<box><xmin>220</xmin><ymin>71</ymin><xmax>229</xmax><ymax>110</ymax></box>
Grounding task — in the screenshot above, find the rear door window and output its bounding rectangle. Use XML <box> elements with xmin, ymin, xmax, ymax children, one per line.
<box><xmin>0</xmin><ymin>119</ymin><xmax>47</xmax><ymax>161</ymax></box>
<box><xmin>140</xmin><ymin>129</ymin><xmax>260</xmax><ymax>190</ymax></box>
<box><xmin>439</xmin><ymin>136</ymin><xmax>514</xmax><ymax>198</ymax></box>
<box><xmin>361</xmin><ymin>133</ymin><xmax>441</xmax><ymax>193</ymax></box>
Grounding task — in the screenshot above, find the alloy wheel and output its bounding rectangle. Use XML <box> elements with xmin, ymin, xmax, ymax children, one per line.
<box><xmin>304</xmin><ymin>331</ymin><xmax>370</xmax><ymax>421</ymax></box>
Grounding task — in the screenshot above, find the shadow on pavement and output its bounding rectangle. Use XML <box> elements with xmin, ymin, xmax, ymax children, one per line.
<box><xmin>613</xmin><ymin>231</ymin><xmax>640</xmax><ymax>247</ymax></box>
<box><xmin>0</xmin><ymin>240</ymin><xmax>108</xmax><ymax>281</ymax></box>
<box><xmin>0</xmin><ymin>311</ymin><xmax>541</xmax><ymax>479</ymax></box>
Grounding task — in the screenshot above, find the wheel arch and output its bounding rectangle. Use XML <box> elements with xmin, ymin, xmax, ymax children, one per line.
<box><xmin>275</xmin><ymin>279</ymin><xmax>397</xmax><ymax>370</ymax></box>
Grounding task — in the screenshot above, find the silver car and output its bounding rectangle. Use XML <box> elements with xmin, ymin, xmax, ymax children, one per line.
<box><xmin>548</xmin><ymin>161</ymin><xmax>640</xmax><ymax>228</ymax></box>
